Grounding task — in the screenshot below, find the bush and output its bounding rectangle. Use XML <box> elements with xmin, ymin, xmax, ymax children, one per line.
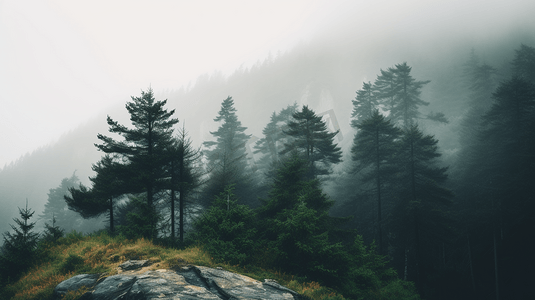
<box><xmin>193</xmin><ymin>185</ymin><xmax>257</xmax><ymax>265</ymax></box>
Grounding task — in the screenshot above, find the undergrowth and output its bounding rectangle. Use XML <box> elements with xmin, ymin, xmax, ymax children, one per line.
<box><xmin>0</xmin><ymin>231</ymin><xmax>345</xmax><ymax>300</ymax></box>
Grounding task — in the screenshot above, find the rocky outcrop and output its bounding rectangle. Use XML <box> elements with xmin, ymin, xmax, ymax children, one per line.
<box><xmin>53</xmin><ymin>260</ymin><xmax>302</xmax><ymax>300</ymax></box>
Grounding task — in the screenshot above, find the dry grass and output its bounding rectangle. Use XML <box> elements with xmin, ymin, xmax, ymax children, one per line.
<box><xmin>2</xmin><ymin>232</ymin><xmax>344</xmax><ymax>300</ymax></box>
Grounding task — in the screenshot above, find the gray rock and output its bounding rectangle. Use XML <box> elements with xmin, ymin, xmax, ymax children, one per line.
<box><xmin>119</xmin><ymin>259</ymin><xmax>152</xmax><ymax>271</ymax></box>
<box><xmin>54</xmin><ymin>265</ymin><xmax>302</xmax><ymax>300</ymax></box>
<box><xmin>52</xmin><ymin>273</ymin><xmax>100</xmax><ymax>299</ymax></box>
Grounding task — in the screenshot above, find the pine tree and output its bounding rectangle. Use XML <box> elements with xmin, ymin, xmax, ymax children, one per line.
<box><xmin>393</xmin><ymin>125</ymin><xmax>452</xmax><ymax>290</ymax></box>
<box><xmin>373</xmin><ymin>63</ymin><xmax>446</xmax><ymax>127</ymax></box>
<box><xmin>351</xmin><ymin>109</ymin><xmax>401</xmax><ymax>254</ymax></box>
<box><xmin>282</xmin><ymin>105</ymin><xmax>342</xmax><ymax>178</ymax></box>
<box><xmin>352</xmin><ymin>82</ymin><xmax>379</xmax><ymax>125</ymax></box>
<box><xmin>373</xmin><ymin>67</ymin><xmax>398</xmax><ymax>113</ymax></box>
<box><xmin>96</xmin><ymin>87</ymin><xmax>178</xmax><ymax>207</ymax></box>
<box><xmin>254</xmin><ymin>104</ymin><xmax>297</xmax><ymax>182</ymax></box>
<box><xmin>65</xmin><ymin>155</ymin><xmax>128</xmax><ymax>234</ymax></box>
<box><xmin>39</xmin><ymin>174</ymin><xmax>81</xmax><ymax>231</ymax></box>
<box><xmin>94</xmin><ymin>87</ymin><xmax>178</xmax><ymax>237</ymax></box>
<box><xmin>203</xmin><ymin>96</ymin><xmax>254</xmax><ymax>205</ymax></box>
<box><xmin>258</xmin><ymin>154</ymin><xmax>347</xmax><ymax>286</ymax></box>
<box><xmin>1</xmin><ymin>201</ymin><xmax>40</xmax><ymax>281</ymax></box>
<box><xmin>511</xmin><ymin>44</ymin><xmax>535</xmax><ymax>83</ymax></box>
<box><xmin>167</xmin><ymin>125</ymin><xmax>203</xmax><ymax>243</ymax></box>
<box><xmin>389</xmin><ymin>63</ymin><xmax>431</xmax><ymax>128</ymax></box>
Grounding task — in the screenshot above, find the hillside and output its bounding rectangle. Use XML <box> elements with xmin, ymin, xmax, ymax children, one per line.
<box><xmin>0</xmin><ymin>232</ymin><xmax>412</xmax><ymax>300</ymax></box>
<box><xmin>2</xmin><ymin>29</ymin><xmax>533</xmax><ymax>236</ymax></box>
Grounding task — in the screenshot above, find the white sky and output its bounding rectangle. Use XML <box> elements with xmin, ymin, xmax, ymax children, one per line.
<box><xmin>1</xmin><ymin>0</ymin><xmax>534</xmax><ymax>167</ymax></box>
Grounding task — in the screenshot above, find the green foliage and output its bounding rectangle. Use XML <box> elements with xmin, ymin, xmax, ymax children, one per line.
<box><xmin>60</xmin><ymin>253</ymin><xmax>85</xmax><ymax>273</ymax></box>
<box><xmin>41</xmin><ymin>215</ymin><xmax>65</xmax><ymax>244</ymax></box>
<box><xmin>203</xmin><ymin>96</ymin><xmax>256</xmax><ymax>205</ymax></box>
<box><xmin>0</xmin><ymin>202</ymin><xmax>40</xmax><ymax>283</ymax></box>
<box><xmin>282</xmin><ymin>105</ymin><xmax>342</xmax><ymax>177</ymax></box>
<box><xmin>193</xmin><ymin>185</ymin><xmax>257</xmax><ymax>265</ymax></box>
<box><xmin>118</xmin><ymin>196</ymin><xmax>160</xmax><ymax>240</ymax></box>
<box><xmin>40</xmin><ymin>174</ymin><xmax>84</xmax><ymax>232</ymax></box>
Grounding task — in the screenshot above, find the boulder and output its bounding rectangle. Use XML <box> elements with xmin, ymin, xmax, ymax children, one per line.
<box><xmin>53</xmin><ymin>260</ymin><xmax>303</xmax><ymax>300</ymax></box>
<box><xmin>52</xmin><ymin>274</ymin><xmax>100</xmax><ymax>299</ymax></box>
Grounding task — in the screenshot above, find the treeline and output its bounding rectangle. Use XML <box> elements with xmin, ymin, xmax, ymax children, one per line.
<box><xmin>2</xmin><ymin>43</ymin><xmax>534</xmax><ymax>299</ymax></box>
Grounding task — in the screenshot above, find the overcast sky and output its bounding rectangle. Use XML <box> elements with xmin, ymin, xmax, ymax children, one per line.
<box><xmin>1</xmin><ymin>0</ymin><xmax>534</xmax><ymax>168</ymax></box>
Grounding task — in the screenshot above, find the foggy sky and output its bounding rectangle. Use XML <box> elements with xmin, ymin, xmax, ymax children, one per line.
<box><xmin>1</xmin><ymin>0</ymin><xmax>534</xmax><ymax>168</ymax></box>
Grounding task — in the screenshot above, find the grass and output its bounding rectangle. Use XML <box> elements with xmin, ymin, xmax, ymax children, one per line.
<box><xmin>1</xmin><ymin>231</ymin><xmax>345</xmax><ymax>300</ymax></box>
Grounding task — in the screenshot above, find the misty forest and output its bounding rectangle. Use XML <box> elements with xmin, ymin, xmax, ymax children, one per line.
<box><xmin>1</xmin><ymin>38</ymin><xmax>535</xmax><ymax>299</ymax></box>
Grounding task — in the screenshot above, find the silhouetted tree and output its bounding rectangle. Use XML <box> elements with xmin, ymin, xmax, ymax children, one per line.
<box><xmin>351</xmin><ymin>81</ymin><xmax>379</xmax><ymax>124</ymax></box>
<box><xmin>0</xmin><ymin>201</ymin><xmax>39</xmax><ymax>282</ymax></box>
<box><xmin>282</xmin><ymin>105</ymin><xmax>342</xmax><ymax>178</ymax></box>
<box><xmin>95</xmin><ymin>87</ymin><xmax>178</xmax><ymax>238</ymax></box>
<box><xmin>167</xmin><ymin>125</ymin><xmax>203</xmax><ymax>243</ymax></box>
<box><xmin>254</xmin><ymin>104</ymin><xmax>297</xmax><ymax>182</ymax></box>
<box><xmin>392</xmin><ymin>125</ymin><xmax>452</xmax><ymax>291</ymax></box>
<box><xmin>65</xmin><ymin>155</ymin><xmax>128</xmax><ymax>234</ymax></box>
<box><xmin>351</xmin><ymin>110</ymin><xmax>401</xmax><ymax>254</ymax></box>
<box><xmin>511</xmin><ymin>44</ymin><xmax>535</xmax><ymax>83</ymax></box>
<box><xmin>203</xmin><ymin>96</ymin><xmax>255</xmax><ymax>205</ymax></box>
<box><xmin>39</xmin><ymin>174</ymin><xmax>81</xmax><ymax>231</ymax></box>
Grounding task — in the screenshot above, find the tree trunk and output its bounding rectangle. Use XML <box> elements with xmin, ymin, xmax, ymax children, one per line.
<box><xmin>467</xmin><ymin>235</ymin><xmax>477</xmax><ymax>297</ymax></box>
<box><xmin>494</xmin><ymin>232</ymin><xmax>500</xmax><ymax>300</ymax></box>
<box><xmin>109</xmin><ymin>198</ymin><xmax>114</xmax><ymax>234</ymax></box>
<box><xmin>171</xmin><ymin>189</ymin><xmax>176</xmax><ymax>242</ymax></box>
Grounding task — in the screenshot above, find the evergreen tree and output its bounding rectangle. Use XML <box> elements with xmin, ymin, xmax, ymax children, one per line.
<box><xmin>254</xmin><ymin>104</ymin><xmax>297</xmax><ymax>182</ymax></box>
<box><xmin>94</xmin><ymin>87</ymin><xmax>178</xmax><ymax>238</ymax></box>
<box><xmin>351</xmin><ymin>81</ymin><xmax>379</xmax><ymax>125</ymax></box>
<box><xmin>41</xmin><ymin>215</ymin><xmax>64</xmax><ymax>243</ymax></box>
<box><xmin>65</xmin><ymin>155</ymin><xmax>128</xmax><ymax>234</ymax></box>
<box><xmin>39</xmin><ymin>174</ymin><xmax>81</xmax><ymax>231</ymax></box>
<box><xmin>392</xmin><ymin>125</ymin><xmax>452</xmax><ymax>291</ymax></box>
<box><xmin>203</xmin><ymin>96</ymin><xmax>254</xmax><ymax>205</ymax></box>
<box><xmin>373</xmin><ymin>67</ymin><xmax>398</xmax><ymax>113</ymax></box>
<box><xmin>373</xmin><ymin>63</ymin><xmax>446</xmax><ymax>127</ymax></box>
<box><xmin>193</xmin><ymin>185</ymin><xmax>257</xmax><ymax>265</ymax></box>
<box><xmin>389</xmin><ymin>63</ymin><xmax>431</xmax><ymax>128</ymax></box>
<box><xmin>96</xmin><ymin>87</ymin><xmax>178</xmax><ymax>207</ymax></box>
<box><xmin>351</xmin><ymin>109</ymin><xmax>401</xmax><ymax>254</ymax></box>
<box><xmin>282</xmin><ymin>105</ymin><xmax>342</xmax><ymax>178</ymax></box>
<box><xmin>167</xmin><ymin>125</ymin><xmax>203</xmax><ymax>244</ymax></box>
<box><xmin>480</xmin><ymin>77</ymin><xmax>535</xmax><ymax>226</ymax></box>
<box><xmin>0</xmin><ymin>201</ymin><xmax>40</xmax><ymax>282</ymax></box>
<box><xmin>258</xmin><ymin>154</ymin><xmax>347</xmax><ymax>286</ymax></box>
<box><xmin>511</xmin><ymin>44</ymin><xmax>535</xmax><ymax>83</ymax></box>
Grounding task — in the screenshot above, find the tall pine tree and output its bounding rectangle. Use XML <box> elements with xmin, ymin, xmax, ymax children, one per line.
<box><xmin>282</xmin><ymin>105</ymin><xmax>342</xmax><ymax>178</ymax></box>
<box><xmin>351</xmin><ymin>109</ymin><xmax>401</xmax><ymax>254</ymax></box>
<box><xmin>203</xmin><ymin>96</ymin><xmax>255</xmax><ymax>205</ymax></box>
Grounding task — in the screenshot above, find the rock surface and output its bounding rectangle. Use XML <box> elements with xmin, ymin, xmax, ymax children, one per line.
<box><xmin>53</xmin><ymin>260</ymin><xmax>303</xmax><ymax>300</ymax></box>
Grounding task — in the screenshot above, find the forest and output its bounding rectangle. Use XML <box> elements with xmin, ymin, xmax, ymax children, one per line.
<box><xmin>1</xmin><ymin>43</ymin><xmax>534</xmax><ymax>300</ymax></box>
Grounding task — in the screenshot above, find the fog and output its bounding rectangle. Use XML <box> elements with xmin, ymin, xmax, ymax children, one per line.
<box><xmin>1</xmin><ymin>1</ymin><xmax>535</xmax><ymax>297</ymax></box>
<box><xmin>1</xmin><ymin>0</ymin><xmax>535</xmax><ymax>247</ymax></box>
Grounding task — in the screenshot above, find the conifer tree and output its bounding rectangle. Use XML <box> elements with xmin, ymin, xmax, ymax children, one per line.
<box><xmin>1</xmin><ymin>201</ymin><xmax>40</xmax><ymax>281</ymax></box>
<box><xmin>511</xmin><ymin>44</ymin><xmax>535</xmax><ymax>83</ymax></box>
<box><xmin>92</xmin><ymin>87</ymin><xmax>178</xmax><ymax>238</ymax></box>
<box><xmin>96</xmin><ymin>87</ymin><xmax>178</xmax><ymax>207</ymax></box>
<box><xmin>203</xmin><ymin>96</ymin><xmax>254</xmax><ymax>205</ymax></box>
<box><xmin>351</xmin><ymin>81</ymin><xmax>379</xmax><ymax>125</ymax></box>
<box><xmin>65</xmin><ymin>155</ymin><xmax>128</xmax><ymax>234</ymax></box>
<box><xmin>351</xmin><ymin>109</ymin><xmax>401</xmax><ymax>254</ymax></box>
<box><xmin>167</xmin><ymin>125</ymin><xmax>203</xmax><ymax>243</ymax></box>
<box><xmin>282</xmin><ymin>105</ymin><xmax>342</xmax><ymax>178</ymax></box>
<box><xmin>254</xmin><ymin>104</ymin><xmax>297</xmax><ymax>181</ymax></box>
<box><xmin>39</xmin><ymin>174</ymin><xmax>81</xmax><ymax>231</ymax></box>
<box><xmin>389</xmin><ymin>63</ymin><xmax>431</xmax><ymax>128</ymax></box>
<box><xmin>393</xmin><ymin>125</ymin><xmax>452</xmax><ymax>290</ymax></box>
<box><xmin>373</xmin><ymin>63</ymin><xmax>446</xmax><ymax>127</ymax></box>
